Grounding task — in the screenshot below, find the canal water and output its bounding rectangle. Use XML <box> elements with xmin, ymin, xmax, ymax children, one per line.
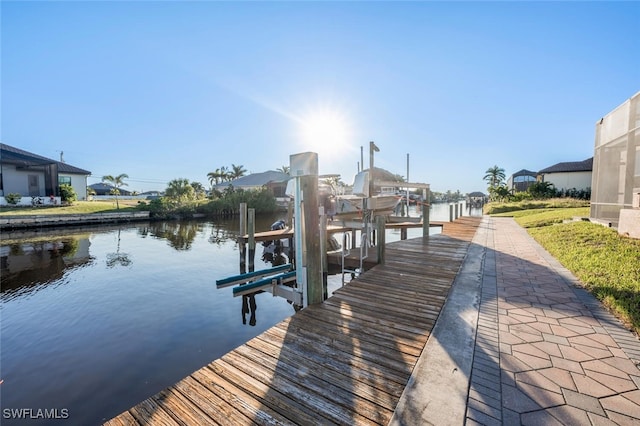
<box><xmin>1</xmin><ymin>203</ymin><xmax>478</xmax><ymax>424</ymax></box>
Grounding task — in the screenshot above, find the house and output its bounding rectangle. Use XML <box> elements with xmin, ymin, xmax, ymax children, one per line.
<box><xmin>214</xmin><ymin>170</ymin><xmax>290</xmax><ymax>197</ymax></box>
<box><xmin>591</xmin><ymin>91</ymin><xmax>640</xmax><ymax>237</ymax></box>
<box><xmin>89</xmin><ymin>182</ymin><xmax>132</xmax><ymax>196</ymax></box>
<box><xmin>0</xmin><ymin>143</ymin><xmax>91</xmax><ymax>204</ymax></box>
<box><xmin>538</xmin><ymin>158</ymin><xmax>593</xmax><ymax>193</ymax></box>
<box><xmin>507</xmin><ymin>169</ymin><xmax>537</xmax><ymax>192</ymax></box>
<box><xmin>467</xmin><ymin>191</ymin><xmax>487</xmax><ymax>208</ymax></box>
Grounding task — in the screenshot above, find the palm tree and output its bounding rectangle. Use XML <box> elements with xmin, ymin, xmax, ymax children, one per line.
<box><xmin>276</xmin><ymin>166</ymin><xmax>290</xmax><ymax>174</ymax></box>
<box><xmin>190</xmin><ymin>181</ymin><xmax>206</xmax><ymax>199</ymax></box>
<box><xmin>207</xmin><ymin>169</ymin><xmax>222</xmax><ymax>187</ymax></box>
<box><xmin>230</xmin><ymin>164</ymin><xmax>247</xmax><ymax>179</ymax></box>
<box><xmin>102</xmin><ymin>173</ymin><xmax>129</xmax><ymax>209</ymax></box>
<box><xmin>483</xmin><ymin>166</ymin><xmax>506</xmax><ymax>189</ymax></box>
<box><xmin>165</xmin><ymin>178</ymin><xmax>195</xmax><ymax>205</ymax></box>
<box><xmin>219</xmin><ymin>166</ymin><xmax>230</xmax><ymax>182</ymax></box>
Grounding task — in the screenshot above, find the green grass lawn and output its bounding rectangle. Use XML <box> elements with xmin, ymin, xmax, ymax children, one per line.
<box><xmin>491</xmin><ymin>206</ymin><xmax>640</xmax><ymax>336</ymax></box>
<box><xmin>492</xmin><ymin>207</ymin><xmax>590</xmax><ymax>228</ymax></box>
<box><xmin>0</xmin><ymin>200</ymin><xmax>141</xmax><ymax>215</ymax></box>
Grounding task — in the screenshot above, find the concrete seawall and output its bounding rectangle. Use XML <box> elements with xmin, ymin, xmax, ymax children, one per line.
<box><xmin>0</xmin><ymin>211</ymin><xmax>151</xmax><ymax>230</ymax></box>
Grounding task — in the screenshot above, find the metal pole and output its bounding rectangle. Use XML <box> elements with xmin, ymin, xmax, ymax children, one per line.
<box><xmin>293</xmin><ymin>176</ymin><xmax>305</xmax><ymax>296</ymax></box>
<box><xmin>369</xmin><ymin>141</ymin><xmax>378</xmax><ymax>197</ymax></box>
<box><xmin>406</xmin><ymin>153</ymin><xmax>410</xmax><ymax>217</ymax></box>
<box><xmin>320</xmin><ymin>206</ymin><xmax>328</xmax><ymax>300</ymax></box>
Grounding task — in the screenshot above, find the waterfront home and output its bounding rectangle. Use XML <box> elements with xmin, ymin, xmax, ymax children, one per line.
<box><xmin>538</xmin><ymin>157</ymin><xmax>593</xmax><ymax>193</ymax></box>
<box><xmin>0</xmin><ymin>143</ymin><xmax>91</xmax><ymax>205</ymax></box>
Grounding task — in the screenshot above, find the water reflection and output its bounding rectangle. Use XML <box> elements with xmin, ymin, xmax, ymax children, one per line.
<box><xmin>0</xmin><ymin>236</ymin><xmax>94</xmax><ymax>296</ymax></box>
<box><xmin>1</xmin><ymin>218</ymin><xmax>298</xmax><ymax>425</ymax></box>
<box><xmin>242</xmin><ymin>294</ymin><xmax>257</xmax><ymax>326</ymax></box>
<box><xmin>106</xmin><ymin>228</ymin><xmax>132</xmax><ymax>268</ymax></box>
<box><xmin>142</xmin><ymin>221</ymin><xmax>203</xmax><ymax>250</ymax></box>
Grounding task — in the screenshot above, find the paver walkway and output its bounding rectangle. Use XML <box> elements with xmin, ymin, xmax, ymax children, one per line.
<box><xmin>466</xmin><ymin>217</ymin><xmax>640</xmax><ymax>425</ymax></box>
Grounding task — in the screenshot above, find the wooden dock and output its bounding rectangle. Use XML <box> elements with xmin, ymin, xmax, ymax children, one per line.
<box><xmin>105</xmin><ymin>216</ymin><xmax>481</xmax><ymax>425</ymax></box>
<box><xmin>237</xmin><ymin>221</ymin><xmax>445</xmax><ymax>244</ymax></box>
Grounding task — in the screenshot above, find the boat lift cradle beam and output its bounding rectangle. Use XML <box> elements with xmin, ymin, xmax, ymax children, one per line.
<box><xmin>231</xmin><ymin>271</ymin><xmax>302</xmax><ymax>305</ymax></box>
<box><xmin>215</xmin><ymin>263</ymin><xmax>293</xmax><ymax>289</ymax></box>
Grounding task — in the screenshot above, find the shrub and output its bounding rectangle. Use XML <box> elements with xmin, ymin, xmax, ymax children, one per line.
<box><xmin>5</xmin><ymin>193</ymin><xmax>22</xmax><ymax>205</ymax></box>
<box><xmin>59</xmin><ymin>184</ymin><xmax>77</xmax><ymax>204</ymax></box>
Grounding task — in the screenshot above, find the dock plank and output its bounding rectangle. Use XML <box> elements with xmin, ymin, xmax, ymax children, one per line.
<box><xmin>106</xmin><ymin>217</ymin><xmax>481</xmax><ymax>425</ymax></box>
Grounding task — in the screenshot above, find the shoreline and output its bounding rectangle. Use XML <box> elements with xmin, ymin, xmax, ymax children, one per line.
<box><xmin>0</xmin><ymin>211</ymin><xmax>151</xmax><ymax>231</ymax></box>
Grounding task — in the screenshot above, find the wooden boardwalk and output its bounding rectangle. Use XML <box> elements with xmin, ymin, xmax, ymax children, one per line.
<box><xmin>105</xmin><ymin>217</ymin><xmax>481</xmax><ymax>425</ymax></box>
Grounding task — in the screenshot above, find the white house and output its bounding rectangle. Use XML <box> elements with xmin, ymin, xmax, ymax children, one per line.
<box><xmin>538</xmin><ymin>158</ymin><xmax>593</xmax><ymax>192</ymax></box>
<box><xmin>0</xmin><ymin>143</ymin><xmax>91</xmax><ymax>204</ymax></box>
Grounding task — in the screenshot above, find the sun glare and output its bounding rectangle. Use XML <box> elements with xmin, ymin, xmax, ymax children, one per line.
<box><xmin>298</xmin><ymin>108</ymin><xmax>352</xmax><ymax>160</ymax></box>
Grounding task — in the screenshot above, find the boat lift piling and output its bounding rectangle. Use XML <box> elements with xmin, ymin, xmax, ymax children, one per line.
<box><xmin>290</xmin><ymin>152</ymin><xmax>324</xmax><ymax>307</ymax></box>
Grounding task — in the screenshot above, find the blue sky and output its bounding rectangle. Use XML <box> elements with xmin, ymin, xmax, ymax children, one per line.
<box><xmin>3</xmin><ymin>1</ymin><xmax>639</xmax><ymax>194</ymax></box>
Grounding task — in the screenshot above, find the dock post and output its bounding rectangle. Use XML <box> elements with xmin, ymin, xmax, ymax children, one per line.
<box><xmin>290</xmin><ymin>152</ymin><xmax>322</xmax><ymax>307</ymax></box>
<box><xmin>320</xmin><ymin>207</ymin><xmax>328</xmax><ymax>300</ymax></box>
<box><xmin>449</xmin><ymin>204</ymin><xmax>454</xmax><ymax>222</ymax></box>
<box><xmin>351</xmin><ymin>228</ymin><xmax>357</xmax><ymax>249</ymax></box>
<box><xmin>422</xmin><ymin>188</ymin><xmax>430</xmax><ymax>237</ymax></box>
<box><xmin>302</xmin><ymin>174</ymin><xmax>322</xmax><ymax>305</ymax></box>
<box><xmin>239</xmin><ymin>203</ymin><xmax>247</xmax><ymax>274</ymax></box>
<box><xmin>376</xmin><ymin>215</ymin><xmax>386</xmax><ymax>264</ymax></box>
<box><xmin>455</xmin><ymin>203</ymin><xmax>459</xmax><ymax>220</ymax></box>
<box><xmin>248</xmin><ymin>208</ymin><xmax>256</xmax><ymax>272</ymax></box>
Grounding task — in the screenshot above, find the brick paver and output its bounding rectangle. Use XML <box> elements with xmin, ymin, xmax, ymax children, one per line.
<box><xmin>466</xmin><ymin>217</ymin><xmax>640</xmax><ymax>425</ymax></box>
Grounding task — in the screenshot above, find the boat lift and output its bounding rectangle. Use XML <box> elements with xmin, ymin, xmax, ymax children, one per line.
<box><xmin>216</xmin><ymin>152</ymin><xmax>323</xmax><ymax>309</ymax></box>
<box><xmin>215</xmin><ymin>263</ymin><xmax>302</xmax><ymax>306</ymax></box>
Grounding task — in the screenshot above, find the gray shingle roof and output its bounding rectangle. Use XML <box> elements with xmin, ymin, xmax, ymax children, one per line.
<box><xmin>1</xmin><ymin>143</ymin><xmax>91</xmax><ymax>175</ymax></box>
<box><xmin>89</xmin><ymin>182</ymin><xmax>132</xmax><ymax>195</ymax></box>
<box><xmin>214</xmin><ymin>171</ymin><xmax>289</xmax><ymax>189</ymax></box>
<box><xmin>538</xmin><ymin>158</ymin><xmax>593</xmax><ymax>174</ymax></box>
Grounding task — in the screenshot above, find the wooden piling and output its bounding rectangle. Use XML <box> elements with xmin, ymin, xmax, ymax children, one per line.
<box><xmin>248</xmin><ymin>208</ymin><xmax>256</xmax><ymax>272</ymax></box>
<box><xmin>301</xmin><ymin>174</ymin><xmax>323</xmax><ymax>306</ymax></box>
<box><xmin>239</xmin><ymin>203</ymin><xmax>247</xmax><ymax>274</ymax></box>
<box><xmin>376</xmin><ymin>215</ymin><xmax>386</xmax><ymax>264</ymax></box>
<box><xmin>422</xmin><ymin>188</ymin><xmax>430</xmax><ymax>238</ymax></box>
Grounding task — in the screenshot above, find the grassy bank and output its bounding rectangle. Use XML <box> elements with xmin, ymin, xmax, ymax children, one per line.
<box><xmin>490</xmin><ymin>204</ymin><xmax>640</xmax><ymax>336</ymax></box>
<box><xmin>0</xmin><ymin>200</ymin><xmax>141</xmax><ymax>215</ymax></box>
<box><xmin>492</xmin><ymin>207</ymin><xmax>590</xmax><ymax>228</ymax></box>
<box><xmin>484</xmin><ymin>198</ymin><xmax>589</xmax><ymax>215</ymax></box>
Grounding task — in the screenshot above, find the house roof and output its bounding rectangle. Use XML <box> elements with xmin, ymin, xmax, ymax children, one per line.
<box><xmin>362</xmin><ymin>167</ymin><xmax>403</xmax><ymax>184</ymax></box>
<box><xmin>539</xmin><ymin>158</ymin><xmax>593</xmax><ymax>174</ymax></box>
<box><xmin>89</xmin><ymin>182</ymin><xmax>132</xmax><ymax>195</ymax></box>
<box><xmin>511</xmin><ymin>169</ymin><xmax>537</xmax><ymax>177</ymax></box>
<box><xmin>1</xmin><ymin>143</ymin><xmax>91</xmax><ymax>175</ymax></box>
<box><xmin>214</xmin><ymin>170</ymin><xmax>290</xmax><ymax>189</ymax></box>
